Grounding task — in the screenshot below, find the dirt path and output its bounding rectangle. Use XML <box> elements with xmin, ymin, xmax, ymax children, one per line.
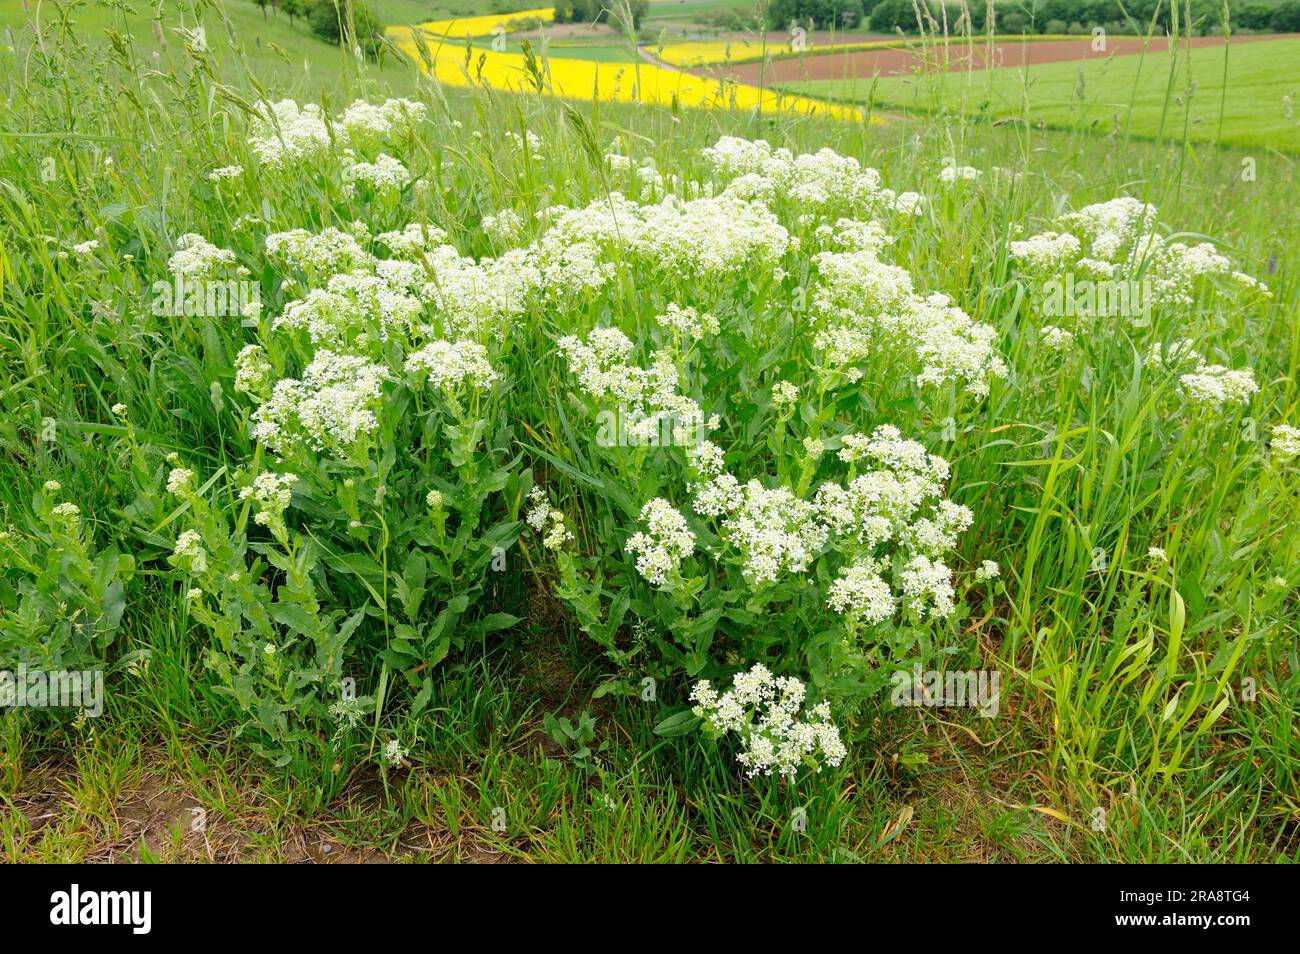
<box><xmin>688</xmin><ymin>33</ymin><xmax>1300</xmax><ymax>85</ymax></box>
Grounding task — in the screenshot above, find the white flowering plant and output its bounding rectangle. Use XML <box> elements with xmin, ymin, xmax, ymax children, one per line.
<box><xmin>159</xmin><ymin>348</ymin><xmax>523</xmax><ymax>766</ymax></box>
<box><xmin>1006</xmin><ymin>198</ymin><xmax>1269</xmax><ymax>413</ymax></box>
<box><xmin>0</xmin><ymin>483</ymin><xmax>136</xmax><ymax>723</ymax></box>
<box><xmin>690</xmin><ymin>664</ymin><xmax>847</xmax><ymax>781</ymax></box>
<box><xmin>4</xmin><ymin>12</ymin><xmax>1299</xmax><ymax>860</ymax></box>
<box><xmin>106</xmin><ymin>101</ymin><xmax>542</xmax><ymax>767</ymax></box>
<box><xmin>513</xmin><ymin>139</ymin><xmax>1005</xmax><ymax>709</ymax></box>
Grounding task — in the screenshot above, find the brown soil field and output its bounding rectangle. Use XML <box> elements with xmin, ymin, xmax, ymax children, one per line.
<box><xmin>513</xmin><ymin>23</ymin><xmax>614</xmax><ymax>40</ymax></box>
<box><xmin>685</xmin><ymin>33</ymin><xmax>1299</xmax><ymax>85</ymax></box>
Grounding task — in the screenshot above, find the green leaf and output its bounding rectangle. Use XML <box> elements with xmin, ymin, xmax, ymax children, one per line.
<box><xmin>269</xmin><ymin>602</ymin><xmax>317</xmax><ymax>638</ymax></box>
<box><xmin>653</xmin><ymin>710</ymin><xmax>702</xmax><ymax>737</ymax></box>
<box><xmin>474</xmin><ymin>612</ymin><xmax>520</xmax><ymax>634</ymax></box>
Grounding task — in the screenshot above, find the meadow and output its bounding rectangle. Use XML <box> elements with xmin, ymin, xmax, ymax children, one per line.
<box><xmin>0</xmin><ymin>0</ymin><xmax>1296</xmax><ymax>865</ymax></box>
<box><xmin>785</xmin><ymin>34</ymin><xmax>1300</xmax><ymax>150</ymax></box>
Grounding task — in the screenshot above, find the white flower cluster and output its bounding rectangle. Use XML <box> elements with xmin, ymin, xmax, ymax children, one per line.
<box><xmin>248</xmin><ymin>100</ymin><xmax>332</xmax><ymax>167</ymax></box>
<box><xmin>826</xmin><ymin>558</ymin><xmax>895</xmax><ymax>622</ymax></box>
<box><xmin>539</xmin><ymin>190</ymin><xmax>790</xmax><ymax>278</ymax></box>
<box><xmin>702</xmin><ymin>136</ymin><xmax>901</xmax><ymax>212</ymax></box>
<box><xmin>654</xmin><ymin>303</ymin><xmax>719</xmax><ymax>341</ymax></box>
<box><xmin>248</xmin><ymin>141</ymin><xmax>916</xmax><ymax>360</ymax></box>
<box><xmin>404</xmin><ymin>340</ymin><xmax>498</xmax><ymax>391</ymax></box>
<box><xmin>1271</xmin><ymin>424</ymin><xmax>1300</xmax><ymax>462</ymax></box>
<box><xmin>1008</xmin><ymin>231</ymin><xmax>1082</xmax><ymax>271</ymax></box>
<box><xmin>689</xmin><ymin>425</ymin><xmax>967</xmax><ymax>619</ymax></box>
<box><xmin>234</xmin><ymin>344</ymin><xmax>272</xmax><ymax>395</ymax></box>
<box><xmin>167</xmin><ymin>233</ymin><xmax>236</xmax><ymax>279</ymax></box>
<box><xmin>50</xmin><ymin>501</ymin><xmax>81</xmax><ymax>525</ymax></box>
<box><xmin>412</xmin><ymin>245</ymin><xmax>550</xmax><ymax>338</ymax></box>
<box><xmin>1011</xmin><ymin>196</ymin><xmax>1269</xmax><ymax>313</ymax></box>
<box><xmin>811</xmin><ymin>246</ymin><xmax>1007</xmax><ymax>397</ymax></box>
<box><xmin>771</xmin><ymin>380</ymin><xmax>799</xmax><ymax>408</ymax></box>
<box><xmin>826</xmin><ymin>545</ymin><xmax>961</xmax><ymax>621</ymax></box>
<box><xmin>815</xmin><ymin>217</ymin><xmax>894</xmax><ymax>253</ymax></box>
<box><xmin>336</xmin><ymin>98</ymin><xmax>425</xmax><ymax>146</ymax></box>
<box><xmin>251</xmin><ymin>350</ymin><xmax>387</xmax><ymax>453</ymax></box>
<box><xmin>690</xmin><ymin>664</ymin><xmax>846</xmax><ymax>780</ymax></box>
<box><xmin>379</xmin><ymin>738</ymin><xmax>405</xmax><ymax>769</ymax></box>
<box><xmin>1061</xmin><ymin>197</ymin><xmax>1158</xmax><ymax>259</ymax></box>
<box><xmin>165</xmin><ymin>467</ymin><xmax>194</xmax><ymax>495</ymax></box>
<box><xmin>264</xmin><ymin>217</ymin><xmax>601</xmax><ymax>342</ymax></box>
<box><xmin>239</xmin><ymin>471</ymin><xmax>299</xmax><ymax>526</ymax></box>
<box><xmin>173</xmin><ymin>529</ymin><xmax>207</xmax><ymax>572</ymax></box>
<box><xmin>482</xmin><ymin>209</ymin><xmax>524</xmax><ymax>243</ymax></box>
<box><xmin>625</xmin><ymin>498</ymin><xmax>695</xmax><ymax>586</ymax></box>
<box><xmin>345</xmin><ymin>153</ymin><xmax>411</xmax><ymax>192</ymax></box>
<box><xmin>1141</xmin><ymin>341</ymin><xmax>1258</xmax><ymax>416</ymax></box>
<box><xmin>382</xmin><ymin>738</ymin><xmax>410</xmax><ymax>766</ymax></box>
<box><xmin>558</xmin><ymin>328</ymin><xmax>703</xmax><ymax>444</ymax></box>
<box><xmin>1147</xmin><ymin>338</ymin><xmax>1201</xmax><ymax>368</ymax></box>
<box><xmin>376</xmin><ymin>222</ymin><xmax>448</xmax><ymax>257</ymax></box>
<box><xmin>526</xmin><ymin>487</ymin><xmax>574</xmax><ymax>551</ymax></box>
<box><xmin>1040</xmin><ymin>325</ymin><xmax>1076</xmax><ymax>351</ymax></box>
<box><xmin>506</xmin><ymin>130</ymin><xmax>543</xmax><ymax>159</ymax></box>
<box><xmin>250</xmin><ymin>98</ymin><xmax>425</xmax><ymax>168</ymax></box>
<box><xmin>274</xmin><ymin>272</ymin><xmax>422</xmax><ymax>345</ymax></box>
<box><xmin>1178</xmin><ymin>364</ymin><xmax>1259</xmax><ymax>410</ymax></box>
<box><xmin>700</xmin><ymin>478</ymin><xmax>826</xmax><ymax>585</ymax></box>
<box><xmin>266</xmin><ymin>226</ymin><xmax>374</xmax><ymax>278</ymax></box>
<box><xmin>898</xmin><ymin>555</ymin><xmax>959</xmax><ymax>619</ymax></box>
<box><xmin>939</xmin><ymin>159</ymin><xmax>981</xmax><ymax>183</ymax></box>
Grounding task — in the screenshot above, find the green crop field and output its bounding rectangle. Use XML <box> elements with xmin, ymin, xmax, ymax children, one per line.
<box><xmin>0</xmin><ymin>0</ymin><xmax>1296</xmax><ymax>882</ymax></box>
<box><xmin>784</xmin><ymin>36</ymin><xmax>1300</xmax><ymax>151</ymax></box>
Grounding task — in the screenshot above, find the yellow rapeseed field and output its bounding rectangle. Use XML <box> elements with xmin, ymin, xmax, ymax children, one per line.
<box><xmin>389</xmin><ymin>29</ymin><xmax>861</xmax><ymax>120</ymax></box>
<box><xmin>413</xmin><ymin>7</ymin><xmax>555</xmax><ymax>38</ymax></box>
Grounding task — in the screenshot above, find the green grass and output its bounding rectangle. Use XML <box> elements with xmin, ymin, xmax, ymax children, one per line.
<box><xmin>370</xmin><ymin>0</ymin><xmax>550</xmax><ymax>26</ymax></box>
<box><xmin>0</xmin><ymin>0</ymin><xmax>429</xmax><ymax>100</ymax></box>
<box><xmin>643</xmin><ymin>0</ymin><xmax>755</xmax><ymax>19</ymax></box>
<box><xmin>0</xmin><ymin>3</ymin><xmax>1297</xmax><ymax>864</ymax></box>
<box><xmin>367</xmin><ymin>0</ymin><xmax>456</xmax><ymax>25</ymax></box>
<box><xmin>782</xmin><ymin>35</ymin><xmax>1300</xmax><ymax>151</ymax></box>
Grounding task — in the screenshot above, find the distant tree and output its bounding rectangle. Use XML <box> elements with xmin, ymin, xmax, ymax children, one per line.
<box><xmin>308</xmin><ymin>0</ymin><xmax>384</xmax><ymax>57</ymax></box>
<box><xmin>1234</xmin><ymin>3</ymin><xmax>1272</xmax><ymax>29</ymax></box>
<box><xmin>1270</xmin><ymin>0</ymin><xmax>1300</xmax><ymax>31</ymax></box>
<box><xmin>868</xmin><ymin>0</ymin><xmax>921</xmax><ymax>33</ymax></box>
<box><xmin>997</xmin><ymin>8</ymin><xmax>1029</xmax><ymax>34</ymax></box>
<box><xmin>554</xmin><ymin>0</ymin><xmax>649</xmax><ymax>28</ymax></box>
<box><xmin>605</xmin><ymin>0</ymin><xmax>650</xmax><ymax>30</ymax></box>
<box><xmin>764</xmin><ymin>0</ymin><xmax>867</xmax><ymax>32</ymax></box>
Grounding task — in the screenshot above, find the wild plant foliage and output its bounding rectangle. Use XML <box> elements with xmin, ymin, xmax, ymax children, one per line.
<box><xmin>0</xmin><ymin>46</ymin><xmax>1293</xmax><ymax>811</ymax></box>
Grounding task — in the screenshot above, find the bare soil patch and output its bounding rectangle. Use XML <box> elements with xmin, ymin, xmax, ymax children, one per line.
<box><xmin>687</xmin><ymin>33</ymin><xmax>1299</xmax><ymax>85</ymax></box>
